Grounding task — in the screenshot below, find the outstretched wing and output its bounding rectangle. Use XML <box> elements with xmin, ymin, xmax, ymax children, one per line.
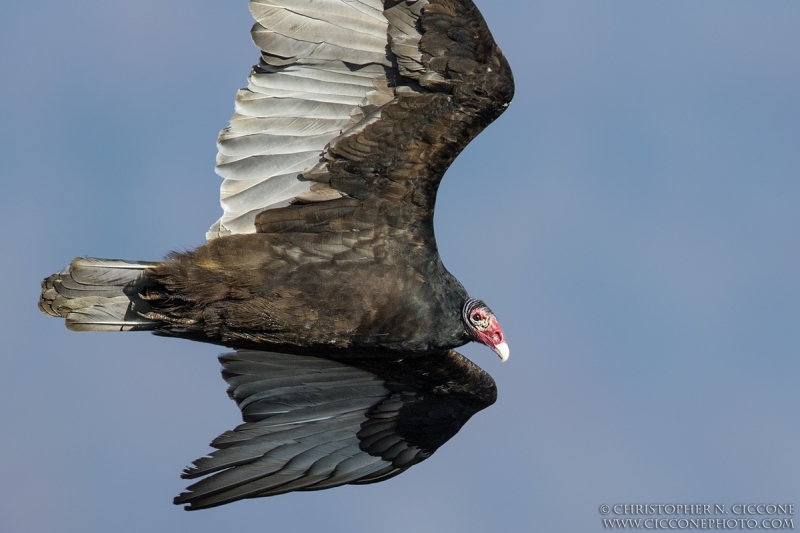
<box><xmin>174</xmin><ymin>349</ymin><xmax>496</xmax><ymax>510</ymax></box>
<box><xmin>208</xmin><ymin>0</ymin><xmax>514</xmax><ymax>241</ymax></box>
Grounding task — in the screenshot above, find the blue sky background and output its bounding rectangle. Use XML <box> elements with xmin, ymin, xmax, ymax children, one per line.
<box><xmin>1</xmin><ymin>1</ymin><xmax>798</xmax><ymax>531</ymax></box>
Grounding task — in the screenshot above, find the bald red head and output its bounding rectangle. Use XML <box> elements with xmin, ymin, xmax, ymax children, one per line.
<box><xmin>462</xmin><ymin>298</ymin><xmax>509</xmax><ymax>361</ymax></box>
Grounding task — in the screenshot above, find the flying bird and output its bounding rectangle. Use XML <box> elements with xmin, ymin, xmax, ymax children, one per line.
<box><xmin>39</xmin><ymin>0</ymin><xmax>514</xmax><ymax>509</ymax></box>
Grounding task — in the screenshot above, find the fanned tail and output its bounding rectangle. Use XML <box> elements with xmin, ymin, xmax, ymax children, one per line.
<box><xmin>39</xmin><ymin>257</ymin><xmax>164</xmax><ymax>332</ymax></box>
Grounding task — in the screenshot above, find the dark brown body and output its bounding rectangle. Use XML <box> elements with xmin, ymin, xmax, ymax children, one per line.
<box><xmin>148</xmin><ymin>231</ymin><xmax>471</xmax><ymax>356</ymax></box>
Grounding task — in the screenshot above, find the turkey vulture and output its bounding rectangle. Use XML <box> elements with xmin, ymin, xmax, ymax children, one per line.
<box><xmin>39</xmin><ymin>0</ymin><xmax>513</xmax><ymax>509</ymax></box>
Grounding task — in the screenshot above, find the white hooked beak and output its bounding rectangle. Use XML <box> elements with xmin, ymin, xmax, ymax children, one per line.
<box><xmin>493</xmin><ymin>341</ymin><xmax>510</xmax><ymax>362</ymax></box>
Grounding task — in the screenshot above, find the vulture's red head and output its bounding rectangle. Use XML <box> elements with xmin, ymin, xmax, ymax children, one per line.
<box><xmin>462</xmin><ymin>298</ymin><xmax>509</xmax><ymax>362</ymax></box>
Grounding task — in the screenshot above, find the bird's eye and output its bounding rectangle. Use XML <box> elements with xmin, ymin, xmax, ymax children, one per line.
<box><xmin>472</xmin><ymin>312</ymin><xmax>483</xmax><ymax>323</ymax></box>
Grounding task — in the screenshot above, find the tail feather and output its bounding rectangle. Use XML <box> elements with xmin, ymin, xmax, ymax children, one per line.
<box><xmin>39</xmin><ymin>258</ymin><xmax>164</xmax><ymax>332</ymax></box>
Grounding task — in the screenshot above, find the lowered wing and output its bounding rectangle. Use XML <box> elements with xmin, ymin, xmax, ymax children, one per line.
<box><xmin>174</xmin><ymin>349</ymin><xmax>496</xmax><ymax>509</ymax></box>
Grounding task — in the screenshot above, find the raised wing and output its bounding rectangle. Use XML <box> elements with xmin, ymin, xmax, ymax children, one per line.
<box><xmin>174</xmin><ymin>349</ymin><xmax>496</xmax><ymax>509</ymax></box>
<box><xmin>208</xmin><ymin>0</ymin><xmax>513</xmax><ymax>241</ymax></box>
